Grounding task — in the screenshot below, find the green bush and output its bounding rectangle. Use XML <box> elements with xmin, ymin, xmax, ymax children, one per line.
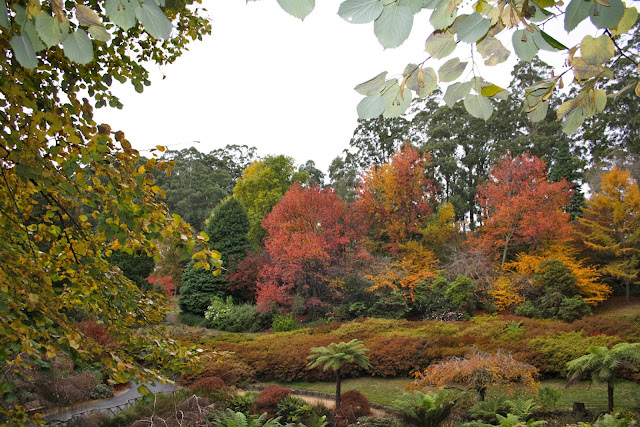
<box><xmin>369</xmin><ymin>289</ymin><xmax>409</xmax><ymax>319</ymax></box>
<box><xmin>205</xmin><ymin>298</ymin><xmax>271</xmax><ymax>332</ymax></box>
<box><xmin>275</xmin><ymin>395</ymin><xmax>319</xmax><ymax>425</ymax></box>
<box><xmin>529</xmin><ymin>331</ymin><xmax>619</xmax><ymax>375</ymax></box>
<box><xmin>271</xmin><ymin>313</ymin><xmax>300</xmax><ymax>332</ymax></box>
<box><xmin>393</xmin><ymin>388</ymin><xmax>457</xmax><ymax>427</ymax></box>
<box><xmin>536</xmin><ymin>386</ymin><xmax>561</xmax><ymax>410</ymax></box>
<box><xmin>178</xmin><ymin>312</ymin><xmax>208</xmax><ymax>327</ymax></box>
<box><xmin>228</xmin><ymin>391</ymin><xmax>259</xmax><ymax>413</ymax></box>
<box><xmin>347</xmin><ymin>415</ymin><xmax>403</xmax><ymax>427</ymax></box>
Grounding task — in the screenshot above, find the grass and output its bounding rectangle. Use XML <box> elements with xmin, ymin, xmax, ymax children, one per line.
<box><xmin>541</xmin><ymin>379</ymin><xmax>640</xmax><ymax>413</ymax></box>
<box><xmin>258</xmin><ymin>377</ymin><xmax>640</xmax><ymax>412</ymax></box>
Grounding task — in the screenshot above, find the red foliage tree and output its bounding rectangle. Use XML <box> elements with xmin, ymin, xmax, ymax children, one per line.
<box><xmin>256</xmin><ymin>184</ymin><xmax>361</xmax><ymax>311</ymax></box>
<box><xmin>356</xmin><ymin>143</ymin><xmax>437</xmax><ymax>253</ymax></box>
<box><xmin>472</xmin><ymin>153</ymin><xmax>573</xmax><ymax>268</ymax></box>
<box><xmin>145</xmin><ymin>276</ymin><xmax>176</xmax><ymax>297</ymax></box>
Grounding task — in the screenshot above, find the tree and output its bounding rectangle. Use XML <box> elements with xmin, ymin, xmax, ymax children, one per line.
<box><xmin>179</xmin><ymin>197</ymin><xmax>250</xmax><ymax>315</ymax></box>
<box><xmin>109</xmin><ymin>250</ymin><xmax>155</xmax><ymax>290</ymax></box>
<box><xmin>0</xmin><ymin>0</ymin><xmax>218</xmax><ymax>420</ymax></box>
<box><xmin>356</xmin><ymin>143</ymin><xmax>437</xmax><ymax>252</ymax></box>
<box><xmin>233</xmin><ymin>155</ymin><xmax>304</xmax><ymax>246</ymax></box>
<box><xmin>256</xmin><ymin>184</ymin><xmax>360</xmax><ymax>312</ymax></box>
<box><xmin>297</xmin><ymin>160</ymin><xmax>325</xmax><ymax>186</ymax></box>
<box><xmin>578</xmin><ymin>167</ymin><xmax>640</xmax><ymax>301</ymax></box>
<box><xmin>328</xmin><ymin>156</ymin><xmax>360</xmax><ymax>203</ymax></box>
<box><xmin>412</xmin><ymin>350</ymin><xmax>539</xmax><ymax>401</ymax></box>
<box><xmin>306</xmin><ymin>339</ymin><xmax>371</xmax><ymax>410</ymax></box>
<box><xmin>567</xmin><ymin>343</ymin><xmax>640</xmax><ymax>412</ymax></box>
<box><xmin>152</xmin><ymin>147</ymin><xmax>235</xmax><ymax>232</ymax></box>
<box><xmin>345</xmin><ymin>116</ymin><xmax>409</xmax><ymax>171</ymax></box>
<box><xmin>270</xmin><ymin>0</ymin><xmax>640</xmax><ymax>133</ymax></box>
<box><xmin>472</xmin><ymin>153</ymin><xmax>573</xmax><ymax>268</ymax></box>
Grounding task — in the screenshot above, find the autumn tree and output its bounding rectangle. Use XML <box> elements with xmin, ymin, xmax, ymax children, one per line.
<box><xmin>0</xmin><ymin>0</ymin><xmax>219</xmax><ymax>420</ymax></box>
<box><xmin>578</xmin><ymin>167</ymin><xmax>640</xmax><ymax>301</ymax></box>
<box><xmin>233</xmin><ymin>155</ymin><xmax>306</xmax><ymax>246</ymax></box>
<box><xmin>493</xmin><ymin>245</ymin><xmax>611</xmax><ymax>314</ymax></box>
<box><xmin>256</xmin><ymin>184</ymin><xmax>360</xmax><ymax>312</ymax></box>
<box><xmin>472</xmin><ymin>153</ymin><xmax>573</xmax><ymax>268</ymax></box>
<box><xmin>357</xmin><ymin>143</ymin><xmax>437</xmax><ymax>252</ymax></box>
<box><xmin>412</xmin><ymin>350</ymin><xmax>539</xmax><ymax>401</ymax></box>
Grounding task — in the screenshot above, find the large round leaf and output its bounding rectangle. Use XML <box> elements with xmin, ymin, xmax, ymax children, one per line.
<box><xmin>357</xmin><ymin>95</ymin><xmax>386</xmax><ymax>119</ymax></box>
<box><xmin>63</xmin><ymin>29</ymin><xmax>93</xmax><ymax>64</ymax></box>
<box><xmin>512</xmin><ymin>29</ymin><xmax>539</xmax><ymax>62</ymax></box>
<box><xmin>10</xmin><ymin>34</ymin><xmax>38</xmax><ymax>69</ymax></box>
<box><xmin>590</xmin><ymin>0</ymin><xmax>624</xmax><ymax>29</ymax></box>
<box><xmin>463</xmin><ymin>94</ymin><xmax>493</xmax><ymax>120</ymax></box>
<box><xmin>374</xmin><ymin>3</ymin><xmax>414</xmax><ymax>49</ymax></box>
<box><xmin>277</xmin><ymin>0</ymin><xmax>315</xmax><ymax>21</ymax></box>
<box><xmin>338</xmin><ymin>0</ymin><xmax>384</xmax><ymax>23</ymax></box>
<box><xmin>106</xmin><ymin>0</ymin><xmax>137</xmax><ymax>31</ymax></box>
<box><xmin>135</xmin><ymin>0</ymin><xmax>173</xmax><ymax>39</ymax></box>
<box><xmin>456</xmin><ymin>12</ymin><xmax>490</xmax><ymax>43</ymax></box>
<box><xmin>425</xmin><ymin>30</ymin><xmax>456</xmax><ymax>59</ymax></box>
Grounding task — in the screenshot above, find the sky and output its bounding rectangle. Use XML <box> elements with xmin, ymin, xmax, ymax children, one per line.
<box><xmin>95</xmin><ymin>0</ymin><xmax>585</xmax><ymax>174</ymax></box>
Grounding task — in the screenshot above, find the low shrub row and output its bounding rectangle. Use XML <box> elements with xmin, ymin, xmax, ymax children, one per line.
<box><xmin>190</xmin><ymin>314</ymin><xmax>639</xmax><ymax>384</ymax></box>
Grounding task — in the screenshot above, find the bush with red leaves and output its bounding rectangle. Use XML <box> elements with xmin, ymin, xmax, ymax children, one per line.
<box><xmin>77</xmin><ymin>320</ymin><xmax>115</xmax><ymax>347</ymax></box>
<box><xmin>189</xmin><ymin>376</ymin><xmax>226</xmax><ymax>393</ymax></box>
<box><xmin>336</xmin><ymin>390</ymin><xmax>371</xmax><ymax>425</ymax></box>
<box><xmin>146</xmin><ymin>275</ymin><xmax>176</xmax><ymax>297</ymax></box>
<box><xmin>251</xmin><ymin>385</ymin><xmax>291</xmax><ymax>418</ymax></box>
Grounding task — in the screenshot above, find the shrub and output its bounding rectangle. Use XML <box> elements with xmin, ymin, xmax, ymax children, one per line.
<box><xmin>572</xmin><ymin>316</ymin><xmax>640</xmax><ymax>341</ymax></box>
<box><xmin>251</xmin><ymin>385</ymin><xmax>291</xmax><ymax>418</ymax></box>
<box><xmin>89</xmin><ymin>383</ymin><xmax>114</xmax><ymax>400</ymax></box>
<box><xmin>77</xmin><ymin>320</ymin><xmax>115</xmax><ymax>347</ymax></box>
<box><xmin>528</xmin><ymin>331</ymin><xmax>618</xmax><ymax>376</ymax></box>
<box><xmin>205</xmin><ymin>299</ymin><xmax>270</xmax><ymax>333</ymax></box>
<box><xmin>211</xmin><ymin>409</ymin><xmax>283</xmax><ymax>427</ymax></box>
<box><xmin>178</xmin><ymin>312</ymin><xmax>208</xmax><ymax>327</ymax></box>
<box><xmin>536</xmin><ymin>386</ymin><xmax>561</xmax><ymax>410</ymax></box>
<box><xmin>369</xmin><ymin>289</ymin><xmax>409</xmax><ymax>319</ymax></box>
<box><xmin>205</xmin><ymin>296</ymin><xmax>235</xmax><ymax>329</ymax></box>
<box><xmin>366</xmin><ymin>335</ymin><xmax>430</xmax><ymax>377</ymax></box>
<box><xmin>336</xmin><ymin>390</ymin><xmax>371</xmax><ymax>425</ymax></box>
<box><xmin>276</xmin><ymin>395</ymin><xmax>315</xmax><ymax>424</ymax></box>
<box><xmin>271</xmin><ymin>312</ymin><xmax>300</xmax><ymax>332</ymax></box>
<box><xmin>145</xmin><ymin>275</ymin><xmax>176</xmax><ymax>296</ymax></box>
<box><xmin>190</xmin><ymin>376</ymin><xmax>226</xmax><ymax>393</ymax></box>
<box><xmin>181</xmin><ymin>356</ymin><xmax>256</xmax><ymax>387</ymax></box>
<box><xmin>228</xmin><ymin>391</ymin><xmax>259</xmax><ymax>413</ymax></box>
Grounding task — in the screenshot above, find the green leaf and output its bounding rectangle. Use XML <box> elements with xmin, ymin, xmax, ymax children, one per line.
<box><xmin>89</xmin><ymin>25</ymin><xmax>111</xmax><ymax>42</ymax></box>
<box><xmin>476</xmin><ymin>34</ymin><xmax>510</xmax><ymax>66</ymax></box>
<box><xmin>137</xmin><ymin>384</ymin><xmax>150</xmax><ymax>395</ymax></box>
<box><xmin>400</xmin><ymin>0</ymin><xmax>424</xmax><ymax>13</ymax></box>
<box><xmin>438</xmin><ymin>57</ymin><xmax>467</xmax><ymax>82</ymax></box>
<box><xmin>338</xmin><ymin>0</ymin><xmax>383</xmax><ymax>23</ymax></box>
<box><xmin>24</xmin><ymin>20</ymin><xmax>46</xmax><ymax>52</ymax></box>
<box><xmin>443</xmin><ymin>81</ymin><xmax>472</xmax><ymax>107</ymax></box>
<box><xmin>354</xmin><ymin>71</ymin><xmax>388</xmax><ymax>95</ymax></box>
<box><xmin>610</xmin><ymin>7</ymin><xmax>638</xmax><ymax>36</ymax></box>
<box><xmin>581</xmin><ymin>34</ymin><xmax>614</xmax><ymax>65</ymax></box>
<box><xmin>405</xmin><ymin>65</ymin><xmax>437</xmax><ymax>97</ymax></box>
<box><xmin>590</xmin><ymin>0</ymin><xmax>624</xmax><ymax>29</ymax></box>
<box><xmin>10</xmin><ymin>34</ymin><xmax>38</xmax><ymax>69</ymax></box>
<box><xmin>0</xmin><ymin>0</ymin><xmax>9</xmax><ymax>29</ymax></box>
<box><xmin>463</xmin><ymin>93</ymin><xmax>493</xmax><ymax>120</ymax></box>
<box><xmin>562</xmin><ymin>106</ymin><xmax>586</xmax><ymax>134</ymax></box>
<box><xmin>533</xmin><ymin>28</ymin><xmax>567</xmax><ymax>51</ymax></box>
<box><xmin>424</xmin><ymin>30</ymin><xmax>456</xmax><ymax>59</ymax></box>
<box><xmin>276</xmin><ymin>0</ymin><xmax>315</xmax><ymax>20</ymax></box>
<box><xmin>135</xmin><ymin>0</ymin><xmax>173</xmax><ymax>39</ymax></box>
<box><xmin>564</xmin><ymin>0</ymin><xmax>590</xmax><ymax>31</ymax></box>
<box><xmin>106</xmin><ymin>0</ymin><xmax>137</xmax><ymax>31</ymax></box>
<box><xmin>423</xmin><ymin>0</ymin><xmax>439</xmax><ymax>9</ymax></box>
<box><xmin>374</xmin><ymin>3</ymin><xmax>414</xmax><ymax>49</ymax></box>
<box><xmin>36</xmin><ymin>13</ymin><xmax>65</xmax><ymax>48</ymax></box>
<box><xmin>512</xmin><ymin>29</ymin><xmax>539</xmax><ymax>62</ymax></box>
<box><xmin>430</xmin><ymin>0</ymin><xmax>457</xmax><ymax>30</ymax></box>
<box><xmin>455</xmin><ymin>12</ymin><xmax>490</xmax><ymax>43</ymax></box>
<box><xmin>527</xmin><ymin>99</ymin><xmax>548</xmax><ymax>122</ymax></box>
<box><xmin>357</xmin><ymin>95</ymin><xmax>386</xmax><ymax>119</ymax></box>
<box><xmin>63</xmin><ymin>29</ymin><xmax>94</xmax><ymax>64</ymax></box>
<box><xmin>13</xmin><ymin>4</ymin><xmax>27</xmax><ymax>27</ymax></box>
<box><xmin>381</xmin><ymin>80</ymin><xmax>412</xmax><ymax>117</ymax></box>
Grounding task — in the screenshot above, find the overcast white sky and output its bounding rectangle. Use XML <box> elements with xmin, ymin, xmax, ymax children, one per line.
<box><xmin>95</xmin><ymin>0</ymin><xmax>587</xmax><ymax>173</ymax></box>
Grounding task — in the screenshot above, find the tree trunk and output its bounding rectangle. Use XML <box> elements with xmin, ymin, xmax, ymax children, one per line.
<box><xmin>607</xmin><ymin>381</ymin><xmax>614</xmax><ymax>413</ymax></box>
<box><xmin>478</xmin><ymin>387</ymin><xmax>486</xmax><ymax>402</ymax></box>
<box><xmin>335</xmin><ymin>368</ymin><xmax>342</xmax><ymax>410</ymax></box>
<box><xmin>626</xmin><ymin>279</ymin><xmax>630</xmax><ymax>303</ymax></box>
<box><xmin>501</xmin><ymin>234</ymin><xmax>511</xmax><ymax>269</ymax></box>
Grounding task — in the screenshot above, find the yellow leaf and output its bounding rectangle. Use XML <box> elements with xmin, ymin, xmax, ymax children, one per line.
<box><xmin>69</xmin><ymin>340</ymin><xmax>79</xmax><ymax>350</ymax></box>
<box><xmin>481</xmin><ymin>84</ymin><xmax>505</xmax><ymax>97</ymax></box>
<box><xmin>635</xmin><ymin>81</ymin><xmax>640</xmax><ymax>98</ymax></box>
<box><xmin>79</xmin><ymin>214</ymin><xmax>88</xmax><ymax>222</ymax></box>
<box><xmin>156</xmin><ymin>145</ymin><xmax>166</xmax><ymax>152</ymax></box>
<box><xmin>138</xmin><ymin>165</ymin><xmax>146</xmax><ymax>174</ymax></box>
<box><xmin>151</xmin><ymin>185</ymin><xmax>161</xmax><ymax>194</ymax></box>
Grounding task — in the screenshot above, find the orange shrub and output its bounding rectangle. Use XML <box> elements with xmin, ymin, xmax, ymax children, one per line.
<box><xmin>180</xmin><ymin>355</ymin><xmax>256</xmax><ymax>386</ymax></box>
<box><xmin>190</xmin><ymin>376</ymin><xmax>226</xmax><ymax>393</ymax></box>
<box><xmin>366</xmin><ymin>335</ymin><xmax>430</xmax><ymax>377</ymax></box>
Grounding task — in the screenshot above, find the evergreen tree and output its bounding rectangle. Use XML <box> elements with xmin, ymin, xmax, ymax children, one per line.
<box><xmin>179</xmin><ymin>198</ymin><xmax>251</xmax><ymax>314</ymax></box>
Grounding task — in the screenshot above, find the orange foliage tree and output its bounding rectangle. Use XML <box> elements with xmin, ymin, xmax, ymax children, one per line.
<box><xmin>356</xmin><ymin>143</ymin><xmax>437</xmax><ymax>253</ymax></box>
<box><xmin>577</xmin><ymin>168</ymin><xmax>640</xmax><ymax>301</ymax></box>
<box><xmin>256</xmin><ymin>184</ymin><xmax>361</xmax><ymax>312</ymax></box>
<box><xmin>472</xmin><ymin>153</ymin><xmax>573</xmax><ymax>268</ymax></box>
<box><xmin>492</xmin><ymin>245</ymin><xmax>611</xmax><ymax>310</ymax></box>
<box><xmin>412</xmin><ymin>350</ymin><xmax>539</xmax><ymax>401</ymax></box>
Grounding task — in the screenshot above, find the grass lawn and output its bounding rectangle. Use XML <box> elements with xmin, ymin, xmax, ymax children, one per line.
<box><xmin>541</xmin><ymin>379</ymin><xmax>640</xmax><ymax>413</ymax></box>
<box><xmin>258</xmin><ymin>377</ymin><xmax>640</xmax><ymax>412</ymax></box>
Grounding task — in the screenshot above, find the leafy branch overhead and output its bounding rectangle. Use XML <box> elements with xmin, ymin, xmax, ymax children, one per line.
<box><xmin>275</xmin><ymin>0</ymin><xmax>639</xmax><ymax>132</ymax></box>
